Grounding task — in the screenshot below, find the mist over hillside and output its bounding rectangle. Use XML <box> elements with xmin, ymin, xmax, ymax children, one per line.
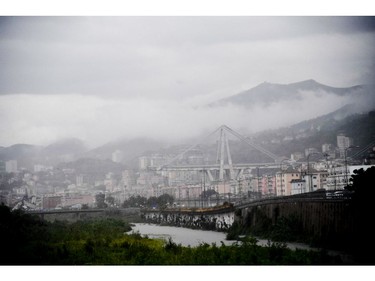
<box><xmin>210</xmin><ymin>79</ymin><xmax>375</xmax><ymax>120</ymax></box>
<box><xmin>1</xmin><ymin>79</ymin><xmax>374</xmax><ymax>169</ymax></box>
<box><xmin>212</xmin><ymin>79</ymin><xmax>367</xmax><ymax>106</ymax></box>
<box><xmin>1</xmin><ymin>80</ymin><xmax>374</xmax><ymax>148</ymax></box>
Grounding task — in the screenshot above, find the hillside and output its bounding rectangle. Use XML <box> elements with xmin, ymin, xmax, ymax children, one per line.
<box><xmin>83</xmin><ymin>137</ymin><xmax>167</xmax><ymax>167</ymax></box>
<box><xmin>251</xmin><ymin>109</ymin><xmax>375</xmax><ymax>161</ymax></box>
<box><xmin>1</xmin><ymin>79</ymin><xmax>374</xmax><ymax>169</ymax></box>
<box><xmin>212</xmin><ymin>79</ymin><xmax>372</xmax><ymax>108</ymax></box>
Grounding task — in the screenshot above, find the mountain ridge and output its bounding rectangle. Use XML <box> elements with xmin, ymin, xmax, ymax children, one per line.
<box><xmin>1</xmin><ymin>79</ymin><xmax>374</xmax><ymax>168</ymax></box>
<box><xmin>211</xmin><ymin>79</ymin><xmax>370</xmax><ymax>108</ymax></box>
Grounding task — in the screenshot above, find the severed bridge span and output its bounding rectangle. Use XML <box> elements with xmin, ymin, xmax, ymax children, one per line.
<box><xmin>151</xmin><ymin>125</ymin><xmax>286</xmax><ymax>184</ymax></box>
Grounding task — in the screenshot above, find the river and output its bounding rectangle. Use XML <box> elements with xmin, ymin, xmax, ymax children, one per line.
<box><xmin>127</xmin><ymin>223</ymin><xmax>317</xmax><ymax>251</ymax></box>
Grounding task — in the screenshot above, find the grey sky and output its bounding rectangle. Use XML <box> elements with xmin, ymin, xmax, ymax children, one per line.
<box><xmin>0</xmin><ymin>16</ymin><xmax>374</xmax><ymax>147</ymax></box>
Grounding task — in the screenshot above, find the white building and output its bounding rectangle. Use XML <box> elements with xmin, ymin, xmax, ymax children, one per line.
<box><xmin>76</xmin><ymin>174</ymin><xmax>85</xmax><ymax>186</ymax></box>
<box><xmin>337</xmin><ymin>133</ymin><xmax>353</xmax><ymax>158</ymax></box>
<box><xmin>302</xmin><ymin>170</ymin><xmax>329</xmax><ymax>192</ymax></box>
<box><xmin>112</xmin><ymin>150</ymin><xmax>123</xmax><ymax>163</ymax></box>
<box><xmin>322</xmin><ymin>143</ymin><xmax>334</xmax><ymax>153</ymax></box>
<box><xmin>322</xmin><ymin>143</ymin><xmax>336</xmax><ymax>158</ymax></box>
<box><xmin>139</xmin><ymin>156</ymin><xmax>150</xmax><ymax>170</ymax></box>
<box><xmin>291</xmin><ymin>152</ymin><xmax>304</xmax><ymax>161</ymax></box>
<box><xmin>291</xmin><ymin>179</ymin><xmax>306</xmax><ymax>195</ymax></box>
<box><xmin>122</xmin><ymin>170</ymin><xmax>136</xmax><ymax>188</ymax></box>
<box><xmin>150</xmin><ymin>154</ymin><xmax>167</xmax><ymax>167</ymax></box>
<box><xmin>5</xmin><ymin>160</ymin><xmax>17</xmax><ymax>173</ymax></box>
<box><xmin>314</xmin><ymin>160</ymin><xmax>329</xmax><ymax>171</ymax></box>
<box><xmin>34</xmin><ymin>164</ymin><xmax>52</xmax><ymax>172</ymax></box>
<box><xmin>326</xmin><ymin>164</ymin><xmax>375</xmax><ymax>190</ymax></box>
<box><xmin>326</xmin><ymin>165</ymin><xmax>346</xmax><ymax>190</ymax></box>
<box><xmin>305</xmin><ymin>148</ymin><xmax>319</xmax><ymax>157</ymax></box>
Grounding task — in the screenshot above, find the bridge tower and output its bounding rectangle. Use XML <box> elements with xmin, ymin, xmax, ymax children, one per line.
<box><xmin>217</xmin><ymin>127</ymin><xmax>235</xmax><ymax>182</ymax></box>
<box><xmin>157</xmin><ymin>124</ymin><xmax>282</xmax><ymax>199</ymax></box>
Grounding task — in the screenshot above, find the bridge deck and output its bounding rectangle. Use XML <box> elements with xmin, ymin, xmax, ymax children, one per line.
<box><xmin>26</xmin><ymin>208</ymin><xmax>140</xmax><ymax>215</ymax></box>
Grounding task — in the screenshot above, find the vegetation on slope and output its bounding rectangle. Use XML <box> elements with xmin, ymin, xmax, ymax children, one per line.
<box><xmin>0</xmin><ymin>204</ymin><xmax>345</xmax><ymax>265</ymax></box>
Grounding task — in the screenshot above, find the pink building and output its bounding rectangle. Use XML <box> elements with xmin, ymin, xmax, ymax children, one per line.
<box><xmin>42</xmin><ymin>196</ymin><xmax>62</xmax><ymax>209</ymax></box>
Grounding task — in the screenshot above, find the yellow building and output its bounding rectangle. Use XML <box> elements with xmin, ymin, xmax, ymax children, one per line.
<box><xmin>276</xmin><ymin>168</ymin><xmax>301</xmax><ymax>196</ymax></box>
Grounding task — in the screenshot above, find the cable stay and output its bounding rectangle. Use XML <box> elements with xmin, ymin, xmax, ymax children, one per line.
<box><xmin>351</xmin><ymin>139</ymin><xmax>375</xmax><ymax>159</ymax></box>
<box><xmin>158</xmin><ymin>124</ymin><xmax>280</xmax><ymax>170</ymax></box>
<box><xmin>158</xmin><ymin>126</ymin><xmax>222</xmax><ymax>170</ymax></box>
<box><xmin>220</xmin><ymin>125</ymin><xmax>280</xmax><ymax>162</ymax></box>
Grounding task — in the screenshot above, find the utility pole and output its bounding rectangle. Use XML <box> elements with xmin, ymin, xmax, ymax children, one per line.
<box><xmin>257</xmin><ymin>167</ymin><xmax>260</xmax><ymax>199</ymax></box>
<box><xmin>203</xmin><ymin>169</ymin><xmax>206</xmax><ymax>208</ymax></box>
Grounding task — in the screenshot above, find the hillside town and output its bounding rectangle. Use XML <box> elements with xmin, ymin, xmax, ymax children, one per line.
<box><xmin>1</xmin><ymin>130</ymin><xmax>374</xmax><ymax>212</ymax></box>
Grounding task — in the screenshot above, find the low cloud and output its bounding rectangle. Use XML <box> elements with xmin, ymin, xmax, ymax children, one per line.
<box><xmin>1</xmin><ymin>17</ymin><xmax>374</xmax><ymax>148</ymax></box>
<box><xmin>0</xmin><ymin>89</ymin><xmax>361</xmax><ymax>148</ymax></box>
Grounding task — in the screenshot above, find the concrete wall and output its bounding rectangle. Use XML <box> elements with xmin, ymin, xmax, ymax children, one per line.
<box><xmin>141</xmin><ymin>195</ymin><xmax>356</xmax><ymax>246</ymax></box>
<box><xmin>236</xmin><ymin>198</ymin><xmax>355</xmax><ymax>245</ymax></box>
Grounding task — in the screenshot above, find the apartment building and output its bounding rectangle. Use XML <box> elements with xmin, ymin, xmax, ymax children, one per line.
<box><xmin>276</xmin><ymin>168</ymin><xmax>301</xmax><ymax>196</ymax></box>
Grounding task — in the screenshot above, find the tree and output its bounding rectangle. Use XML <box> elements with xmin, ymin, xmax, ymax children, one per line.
<box><xmin>147</xmin><ymin>196</ymin><xmax>158</xmax><ymax>208</ymax></box>
<box><xmin>123</xmin><ymin>195</ymin><xmax>147</xmax><ymax>208</ymax></box>
<box><xmin>345</xmin><ymin>166</ymin><xmax>375</xmax><ymax>262</ymax></box>
<box><xmin>346</xmin><ymin>166</ymin><xmax>375</xmax><ymax>203</ymax></box>
<box><xmin>157</xmin><ymin>194</ymin><xmax>174</xmax><ymax>208</ymax></box>
<box><xmin>200</xmin><ymin>189</ymin><xmax>218</xmax><ymax>199</ymax></box>
<box><xmin>106</xmin><ymin>195</ymin><xmax>115</xmax><ymax>206</ymax></box>
<box><xmin>95</xmin><ymin>193</ymin><xmax>107</xmax><ymax>208</ymax></box>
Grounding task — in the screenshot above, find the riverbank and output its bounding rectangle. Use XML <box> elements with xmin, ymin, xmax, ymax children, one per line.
<box><xmin>0</xmin><ymin>205</ymin><xmax>358</xmax><ymax>265</ymax></box>
<box><xmin>129</xmin><ymin>222</ymin><xmax>356</xmax><ymax>264</ymax></box>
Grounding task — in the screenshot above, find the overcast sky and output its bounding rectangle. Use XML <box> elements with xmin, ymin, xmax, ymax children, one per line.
<box><xmin>1</xmin><ymin>16</ymin><xmax>375</xmax><ymax>148</ymax></box>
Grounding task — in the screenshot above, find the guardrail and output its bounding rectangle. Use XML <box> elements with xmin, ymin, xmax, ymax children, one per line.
<box><xmin>234</xmin><ymin>190</ymin><xmax>353</xmax><ymax>209</ymax></box>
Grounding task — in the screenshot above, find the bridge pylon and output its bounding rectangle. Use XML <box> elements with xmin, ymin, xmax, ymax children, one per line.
<box><xmin>217</xmin><ymin>127</ymin><xmax>235</xmax><ymax>181</ymax></box>
<box><xmin>157</xmin><ymin>125</ymin><xmax>280</xmax><ymax>190</ymax></box>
